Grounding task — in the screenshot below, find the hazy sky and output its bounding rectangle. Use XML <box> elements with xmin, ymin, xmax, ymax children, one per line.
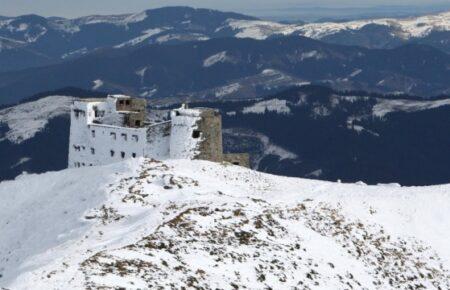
<box><xmin>0</xmin><ymin>0</ymin><xmax>448</xmax><ymax>17</ymax></box>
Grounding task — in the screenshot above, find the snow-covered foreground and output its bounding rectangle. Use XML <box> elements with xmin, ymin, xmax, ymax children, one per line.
<box><xmin>0</xmin><ymin>159</ymin><xmax>449</xmax><ymax>289</ymax></box>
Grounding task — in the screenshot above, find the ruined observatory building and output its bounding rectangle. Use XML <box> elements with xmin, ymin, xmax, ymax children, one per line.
<box><xmin>68</xmin><ymin>95</ymin><xmax>249</xmax><ymax>168</ymax></box>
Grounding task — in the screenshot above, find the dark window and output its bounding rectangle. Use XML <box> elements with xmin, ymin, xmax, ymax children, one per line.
<box><xmin>73</xmin><ymin>109</ymin><xmax>85</xmax><ymax>118</ymax></box>
<box><xmin>91</xmin><ymin>148</ymin><xmax>95</xmax><ymax>155</ymax></box>
<box><xmin>91</xmin><ymin>130</ymin><xmax>95</xmax><ymax>137</ymax></box>
<box><xmin>132</xmin><ymin>135</ymin><xmax>139</xmax><ymax>142</ymax></box>
<box><xmin>110</xmin><ymin>132</ymin><xmax>116</xmax><ymax>140</ymax></box>
<box><xmin>175</xmin><ymin>111</ymin><xmax>180</xmax><ymax>116</ymax></box>
<box><xmin>125</xmin><ymin>100</ymin><xmax>130</xmax><ymax>105</ymax></box>
<box><xmin>95</xmin><ymin>110</ymin><xmax>104</xmax><ymax>118</ymax></box>
<box><xmin>119</xmin><ymin>100</ymin><xmax>124</xmax><ymax>105</ymax></box>
<box><xmin>82</xmin><ymin>163</ymin><xmax>85</xmax><ymax>167</ymax></box>
<box><xmin>135</xmin><ymin>120</ymin><xmax>141</xmax><ymax>127</ymax></box>
<box><xmin>110</xmin><ymin>150</ymin><xmax>115</xmax><ymax>157</ymax></box>
<box><xmin>121</xmin><ymin>152</ymin><xmax>125</xmax><ymax>158</ymax></box>
<box><xmin>89</xmin><ymin>164</ymin><xmax>93</xmax><ymax>167</ymax></box>
<box><xmin>132</xmin><ymin>153</ymin><xmax>137</xmax><ymax>158</ymax></box>
<box><xmin>121</xmin><ymin>133</ymin><xmax>127</xmax><ymax>141</ymax></box>
<box><xmin>233</xmin><ymin>162</ymin><xmax>240</xmax><ymax>166</ymax></box>
<box><xmin>192</xmin><ymin>130</ymin><xmax>201</xmax><ymax>139</ymax></box>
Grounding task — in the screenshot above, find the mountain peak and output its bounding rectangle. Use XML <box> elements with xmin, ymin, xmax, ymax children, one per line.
<box><xmin>1</xmin><ymin>158</ymin><xmax>449</xmax><ymax>288</ymax></box>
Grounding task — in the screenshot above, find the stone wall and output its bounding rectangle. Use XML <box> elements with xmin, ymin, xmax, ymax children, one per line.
<box><xmin>223</xmin><ymin>153</ymin><xmax>251</xmax><ymax>168</ymax></box>
<box><xmin>116</xmin><ymin>98</ymin><xmax>147</xmax><ymax>128</ymax></box>
<box><xmin>195</xmin><ymin>109</ymin><xmax>223</xmax><ymax>162</ymax></box>
<box><xmin>116</xmin><ymin>98</ymin><xmax>146</xmax><ymax>112</ymax></box>
<box><xmin>125</xmin><ymin>112</ymin><xmax>146</xmax><ymax>128</ymax></box>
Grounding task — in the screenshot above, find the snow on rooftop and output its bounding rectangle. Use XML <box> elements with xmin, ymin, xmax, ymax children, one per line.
<box><xmin>108</xmin><ymin>94</ymin><xmax>131</xmax><ymax>99</ymax></box>
<box><xmin>172</xmin><ymin>105</ymin><xmax>216</xmax><ymax>117</ymax></box>
<box><xmin>0</xmin><ymin>158</ymin><xmax>449</xmax><ymax>289</ymax></box>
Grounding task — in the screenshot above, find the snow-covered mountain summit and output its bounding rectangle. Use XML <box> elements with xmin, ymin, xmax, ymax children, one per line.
<box><xmin>0</xmin><ymin>7</ymin><xmax>256</xmax><ymax>73</ymax></box>
<box><xmin>1</xmin><ymin>158</ymin><xmax>449</xmax><ymax>289</ymax></box>
<box><xmin>0</xmin><ymin>7</ymin><xmax>449</xmax><ymax>74</ymax></box>
<box><xmin>226</xmin><ymin>10</ymin><xmax>450</xmax><ymax>40</ymax></box>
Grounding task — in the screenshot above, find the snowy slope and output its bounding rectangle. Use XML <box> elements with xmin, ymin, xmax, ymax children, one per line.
<box><xmin>0</xmin><ymin>37</ymin><xmax>26</xmax><ymax>52</ymax></box>
<box><xmin>225</xmin><ymin>10</ymin><xmax>450</xmax><ymax>40</ymax></box>
<box><xmin>0</xmin><ymin>96</ymin><xmax>73</xmax><ymax>144</ymax></box>
<box><xmin>1</xmin><ymin>158</ymin><xmax>449</xmax><ymax>289</ymax></box>
<box><xmin>372</xmin><ymin>98</ymin><xmax>450</xmax><ymax>117</ymax></box>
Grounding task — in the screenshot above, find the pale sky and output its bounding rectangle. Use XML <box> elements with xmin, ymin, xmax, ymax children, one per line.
<box><xmin>0</xmin><ymin>0</ymin><xmax>449</xmax><ymax>18</ymax></box>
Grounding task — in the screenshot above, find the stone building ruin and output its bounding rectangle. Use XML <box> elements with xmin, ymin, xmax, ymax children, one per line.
<box><xmin>68</xmin><ymin>95</ymin><xmax>249</xmax><ymax>168</ymax></box>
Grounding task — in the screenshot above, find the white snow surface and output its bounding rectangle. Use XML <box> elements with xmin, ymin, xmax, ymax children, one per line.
<box><xmin>225</xmin><ymin>10</ymin><xmax>450</xmax><ymax>40</ymax></box>
<box><xmin>243</xmin><ymin>98</ymin><xmax>291</xmax><ymax>115</ymax></box>
<box><xmin>10</xmin><ymin>157</ymin><xmax>31</xmax><ymax>169</ymax></box>
<box><xmin>75</xmin><ymin>11</ymin><xmax>148</xmax><ymax>27</ymax></box>
<box><xmin>223</xmin><ymin>19</ymin><xmax>299</xmax><ymax>40</ymax></box>
<box><xmin>0</xmin><ymin>158</ymin><xmax>449</xmax><ymax>289</ymax></box>
<box><xmin>61</xmin><ymin>47</ymin><xmax>88</xmax><ymax>59</ymax></box>
<box><xmin>300</xmin><ymin>50</ymin><xmax>326</xmax><ymax>61</ymax></box>
<box><xmin>373</xmin><ymin>98</ymin><xmax>450</xmax><ymax>117</ymax></box>
<box><xmin>155</xmin><ymin>33</ymin><xmax>209</xmax><ymax>43</ymax></box>
<box><xmin>92</xmin><ymin>79</ymin><xmax>104</xmax><ymax>90</ymax></box>
<box><xmin>0</xmin><ymin>96</ymin><xmax>74</xmax><ymax>144</ymax></box>
<box><xmin>135</xmin><ymin>66</ymin><xmax>148</xmax><ymax>84</ymax></box>
<box><xmin>203</xmin><ymin>51</ymin><xmax>232</xmax><ymax>67</ymax></box>
<box><xmin>0</xmin><ymin>36</ymin><xmax>26</xmax><ymax>52</ymax></box>
<box><xmin>114</xmin><ymin>28</ymin><xmax>164</xmax><ymax>48</ymax></box>
<box><xmin>169</xmin><ymin>108</ymin><xmax>202</xmax><ymax>160</ymax></box>
<box><xmin>214</xmin><ymin>83</ymin><xmax>241</xmax><ymax>98</ymax></box>
<box><xmin>47</xmin><ymin>11</ymin><xmax>149</xmax><ymax>35</ymax></box>
<box><xmin>0</xmin><ymin>21</ymin><xmax>48</xmax><ymax>43</ymax></box>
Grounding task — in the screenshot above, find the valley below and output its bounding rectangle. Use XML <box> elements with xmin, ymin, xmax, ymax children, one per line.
<box><xmin>1</xmin><ymin>86</ymin><xmax>449</xmax><ymax>186</ymax></box>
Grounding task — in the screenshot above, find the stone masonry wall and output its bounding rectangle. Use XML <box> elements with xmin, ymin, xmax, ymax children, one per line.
<box><xmin>223</xmin><ymin>153</ymin><xmax>251</xmax><ymax>168</ymax></box>
<box><xmin>195</xmin><ymin>110</ymin><xmax>223</xmax><ymax>163</ymax></box>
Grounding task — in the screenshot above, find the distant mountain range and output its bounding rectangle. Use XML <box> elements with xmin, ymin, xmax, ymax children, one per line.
<box><xmin>0</xmin><ymin>7</ymin><xmax>448</xmax><ymax>105</ymax></box>
<box><xmin>227</xmin><ymin>10</ymin><xmax>450</xmax><ymax>52</ymax></box>
<box><xmin>252</xmin><ymin>4</ymin><xmax>450</xmax><ymax>22</ymax></box>
<box><xmin>0</xmin><ymin>35</ymin><xmax>449</xmax><ymax>105</ymax></box>
<box><xmin>0</xmin><ymin>6</ymin><xmax>449</xmax><ymax>74</ymax></box>
<box><xmin>0</xmin><ymin>7</ymin><xmax>256</xmax><ymax>72</ymax></box>
<box><xmin>1</xmin><ymin>86</ymin><xmax>449</xmax><ymax>186</ymax></box>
